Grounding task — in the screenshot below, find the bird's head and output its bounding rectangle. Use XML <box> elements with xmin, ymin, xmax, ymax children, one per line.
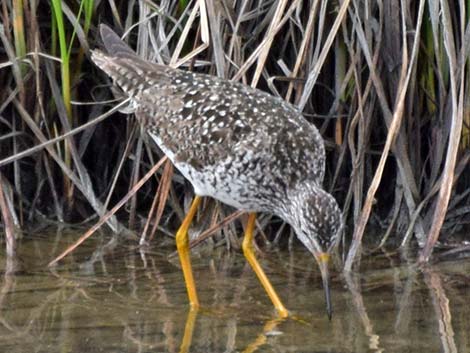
<box><xmin>280</xmin><ymin>183</ymin><xmax>342</xmax><ymax>319</ymax></box>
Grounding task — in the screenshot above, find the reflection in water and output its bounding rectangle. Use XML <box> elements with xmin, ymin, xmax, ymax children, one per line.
<box><xmin>180</xmin><ymin>309</ymin><xmax>197</xmax><ymax>353</ymax></box>
<box><xmin>0</xmin><ymin>230</ymin><xmax>468</xmax><ymax>352</ymax></box>
<box><xmin>241</xmin><ymin>317</ymin><xmax>285</xmax><ymax>353</ymax></box>
<box><xmin>423</xmin><ymin>268</ymin><xmax>457</xmax><ymax>353</ymax></box>
<box><xmin>344</xmin><ymin>271</ymin><xmax>383</xmax><ymax>353</ymax></box>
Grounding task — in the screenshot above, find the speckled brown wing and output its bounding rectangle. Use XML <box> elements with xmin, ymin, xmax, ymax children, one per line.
<box><xmin>134</xmin><ymin>69</ymin><xmax>326</xmax><ymax>187</ymax></box>
<box><xmin>92</xmin><ymin>25</ymin><xmax>326</xmax><ymax>196</ymax></box>
<box><xmin>92</xmin><ymin>47</ymin><xmax>325</xmax><ymax>188</ymax></box>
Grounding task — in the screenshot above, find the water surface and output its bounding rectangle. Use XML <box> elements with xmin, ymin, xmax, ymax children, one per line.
<box><xmin>0</xmin><ymin>229</ymin><xmax>468</xmax><ymax>352</ymax></box>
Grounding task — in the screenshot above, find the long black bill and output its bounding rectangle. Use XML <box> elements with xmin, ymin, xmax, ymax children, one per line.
<box><xmin>317</xmin><ymin>253</ymin><xmax>332</xmax><ymax>320</ymax></box>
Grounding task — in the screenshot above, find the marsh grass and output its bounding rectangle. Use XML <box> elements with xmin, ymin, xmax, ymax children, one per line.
<box><xmin>0</xmin><ymin>0</ymin><xmax>469</xmax><ymax>267</ymax></box>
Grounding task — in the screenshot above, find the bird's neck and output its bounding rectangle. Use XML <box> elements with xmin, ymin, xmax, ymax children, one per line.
<box><xmin>274</xmin><ymin>181</ymin><xmax>324</xmax><ymax>226</ymax></box>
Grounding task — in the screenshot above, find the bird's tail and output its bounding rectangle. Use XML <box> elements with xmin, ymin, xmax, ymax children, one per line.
<box><xmin>98</xmin><ymin>24</ymin><xmax>138</xmax><ymax>60</ymax></box>
<box><xmin>90</xmin><ymin>24</ymin><xmax>170</xmax><ymax>99</ymax></box>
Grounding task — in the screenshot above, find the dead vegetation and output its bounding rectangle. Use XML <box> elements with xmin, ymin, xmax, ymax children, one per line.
<box><xmin>0</xmin><ymin>0</ymin><xmax>469</xmax><ymax>268</ymax></box>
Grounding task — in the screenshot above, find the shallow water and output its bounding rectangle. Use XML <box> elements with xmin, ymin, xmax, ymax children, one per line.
<box><xmin>0</xmin><ymin>229</ymin><xmax>468</xmax><ymax>353</ymax></box>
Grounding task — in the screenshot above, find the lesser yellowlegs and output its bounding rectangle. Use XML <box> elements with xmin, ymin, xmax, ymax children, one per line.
<box><xmin>91</xmin><ymin>24</ymin><xmax>342</xmax><ymax>319</ymax></box>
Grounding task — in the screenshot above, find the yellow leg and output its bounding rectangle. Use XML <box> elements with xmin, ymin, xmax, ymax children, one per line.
<box><xmin>242</xmin><ymin>213</ymin><xmax>289</xmax><ymax>318</ymax></box>
<box><xmin>176</xmin><ymin>195</ymin><xmax>202</xmax><ymax>309</ymax></box>
<box><xmin>242</xmin><ymin>318</ymin><xmax>283</xmax><ymax>353</ymax></box>
<box><xmin>179</xmin><ymin>309</ymin><xmax>198</xmax><ymax>353</ymax></box>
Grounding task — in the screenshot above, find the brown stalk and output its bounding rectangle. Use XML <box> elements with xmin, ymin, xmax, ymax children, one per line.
<box><xmin>103</xmin><ymin>125</ymin><xmax>137</xmax><ymax>211</ymax></box>
<box><xmin>140</xmin><ymin>170</ymin><xmax>165</xmax><ymax>245</ymax></box>
<box><xmin>48</xmin><ymin>157</ymin><xmax>167</xmax><ymax>266</ymax></box>
<box><xmin>250</xmin><ymin>0</ymin><xmax>288</xmax><ymax>87</ymax></box>
<box><xmin>402</xmin><ymin>152</ymin><xmax>470</xmax><ymax>248</ymax></box>
<box><xmin>419</xmin><ymin>0</ymin><xmax>464</xmax><ymax>263</ymax></box>
<box><xmin>12</xmin><ymin>96</ymin><xmax>126</xmax><ymax>233</ymax></box>
<box><xmin>345</xmin><ymin>0</ymin><xmax>425</xmax><ymax>271</ymax></box>
<box><xmin>296</xmin><ymin>0</ymin><xmax>351</xmax><ymax>110</ymax></box>
<box><xmin>285</xmin><ymin>1</ymin><xmax>319</xmax><ymax>101</ymax></box>
<box><xmin>0</xmin><ymin>174</ymin><xmax>16</xmax><ymax>257</ymax></box>
<box><xmin>232</xmin><ymin>0</ymin><xmax>302</xmax><ymax>82</ymax></box>
<box><xmin>170</xmin><ymin>0</ymin><xmax>209</xmax><ymax>68</ymax></box>
<box><xmin>148</xmin><ymin>160</ymin><xmax>174</xmax><ymax>242</ymax></box>
<box><xmin>351</xmin><ymin>0</ymin><xmax>426</xmax><ymax>243</ymax></box>
<box><xmin>128</xmin><ymin>137</ymin><xmax>143</xmax><ymax>229</ymax></box>
<box><xmin>206</xmin><ymin>0</ymin><xmax>226</xmax><ymax>77</ymax></box>
<box><xmin>0</xmin><ymin>98</ymin><xmax>131</xmax><ymax>168</ymax></box>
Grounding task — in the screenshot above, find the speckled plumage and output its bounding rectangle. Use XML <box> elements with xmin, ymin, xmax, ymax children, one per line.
<box><xmin>91</xmin><ymin>25</ymin><xmax>342</xmax><ymax>255</ymax></box>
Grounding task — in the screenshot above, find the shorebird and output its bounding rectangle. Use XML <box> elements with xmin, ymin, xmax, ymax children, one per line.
<box><xmin>91</xmin><ymin>24</ymin><xmax>342</xmax><ymax>319</ymax></box>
